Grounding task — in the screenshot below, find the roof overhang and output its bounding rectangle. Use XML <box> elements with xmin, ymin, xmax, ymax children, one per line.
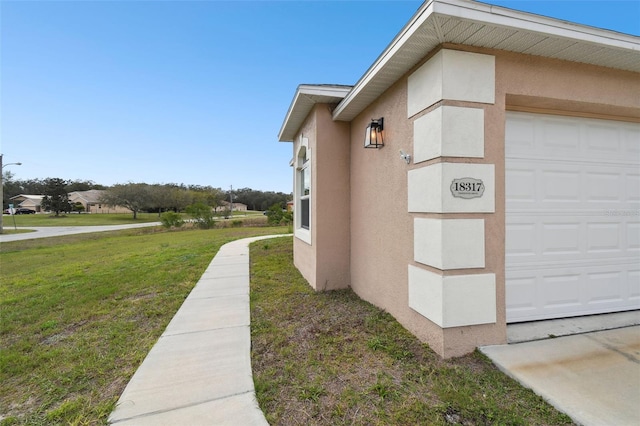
<box><xmin>332</xmin><ymin>0</ymin><xmax>640</xmax><ymax>121</ymax></box>
<box><xmin>278</xmin><ymin>84</ymin><xmax>352</xmax><ymax>142</ymax></box>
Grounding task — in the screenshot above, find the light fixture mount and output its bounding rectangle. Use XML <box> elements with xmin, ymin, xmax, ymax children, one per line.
<box><xmin>364</xmin><ymin>117</ymin><xmax>384</xmax><ymax>149</ymax></box>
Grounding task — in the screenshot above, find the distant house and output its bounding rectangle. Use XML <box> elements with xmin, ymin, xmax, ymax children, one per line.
<box><xmin>214</xmin><ymin>201</ymin><xmax>248</xmax><ymax>212</ymax></box>
<box><xmin>9</xmin><ymin>195</ymin><xmax>44</xmax><ymax>213</ymax></box>
<box><xmin>278</xmin><ymin>0</ymin><xmax>640</xmax><ymax>358</ymax></box>
<box><xmin>68</xmin><ymin>190</ymin><xmax>130</xmax><ymax>214</ymax></box>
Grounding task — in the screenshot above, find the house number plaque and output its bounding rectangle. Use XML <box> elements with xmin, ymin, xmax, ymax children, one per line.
<box><xmin>450</xmin><ymin>177</ymin><xmax>484</xmax><ymax>199</ymax></box>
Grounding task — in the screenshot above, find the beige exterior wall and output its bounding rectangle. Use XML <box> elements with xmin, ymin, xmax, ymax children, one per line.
<box><xmin>347</xmin><ymin>46</ymin><xmax>639</xmax><ymax>358</ymax></box>
<box><xmin>349</xmin><ymin>78</ymin><xmax>433</xmax><ymax>346</ymax></box>
<box><xmin>293</xmin><ymin>105</ymin><xmax>351</xmax><ymax>291</ymax></box>
<box><xmin>288</xmin><ymin>43</ymin><xmax>639</xmax><ymax>358</ymax></box>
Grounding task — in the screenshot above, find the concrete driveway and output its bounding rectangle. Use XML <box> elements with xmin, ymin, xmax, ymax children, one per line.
<box><xmin>0</xmin><ymin>222</ymin><xmax>160</xmax><ymax>242</ymax></box>
<box><xmin>481</xmin><ymin>323</ymin><xmax>640</xmax><ymax>426</ymax></box>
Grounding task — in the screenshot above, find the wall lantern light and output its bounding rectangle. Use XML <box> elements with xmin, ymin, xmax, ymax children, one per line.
<box><xmin>364</xmin><ymin>117</ymin><xmax>384</xmax><ymax>148</ymax></box>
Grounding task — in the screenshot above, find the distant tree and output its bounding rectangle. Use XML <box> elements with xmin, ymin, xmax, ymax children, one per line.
<box><xmin>100</xmin><ymin>183</ymin><xmax>151</xmax><ymax>219</ymax></box>
<box><xmin>233</xmin><ymin>188</ymin><xmax>292</xmax><ymax>211</ymax></box>
<box><xmin>41</xmin><ymin>178</ymin><xmax>71</xmax><ymax>216</ymax></box>
<box><xmin>170</xmin><ymin>187</ymin><xmax>194</xmax><ymax>212</ymax></box>
<box><xmin>72</xmin><ymin>202</ymin><xmax>85</xmax><ymax>213</ymax></box>
<box><xmin>2</xmin><ymin>170</ymin><xmax>20</xmax><ymax>210</ymax></box>
<box><xmin>66</xmin><ymin>180</ymin><xmax>106</xmax><ymax>192</ymax></box>
<box><xmin>3</xmin><ymin>177</ymin><xmax>107</xmax><ymax>205</ymax></box>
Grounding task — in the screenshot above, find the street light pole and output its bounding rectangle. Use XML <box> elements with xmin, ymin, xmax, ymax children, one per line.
<box><xmin>0</xmin><ymin>154</ymin><xmax>23</xmax><ymax>234</ymax></box>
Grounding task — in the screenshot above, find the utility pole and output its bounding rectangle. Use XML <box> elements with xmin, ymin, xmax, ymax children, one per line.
<box><xmin>0</xmin><ymin>154</ymin><xmax>23</xmax><ymax>234</ymax></box>
<box><xmin>229</xmin><ymin>185</ymin><xmax>233</xmax><ymax>216</ymax></box>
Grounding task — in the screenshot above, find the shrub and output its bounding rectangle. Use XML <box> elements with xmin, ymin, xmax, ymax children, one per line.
<box><xmin>265</xmin><ymin>203</ymin><xmax>285</xmax><ymax>225</ymax></box>
<box><xmin>186</xmin><ymin>202</ymin><xmax>216</xmax><ymax>229</ymax></box>
<box><xmin>160</xmin><ymin>211</ymin><xmax>184</xmax><ymax>229</ymax></box>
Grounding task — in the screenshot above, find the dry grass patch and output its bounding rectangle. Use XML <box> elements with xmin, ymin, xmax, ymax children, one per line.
<box><xmin>250</xmin><ymin>237</ymin><xmax>574</xmax><ymax>426</ymax></box>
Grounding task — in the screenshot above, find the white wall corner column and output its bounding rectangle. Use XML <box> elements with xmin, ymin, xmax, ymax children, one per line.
<box><xmin>408</xmin><ymin>162</ymin><xmax>495</xmax><ymax>213</ymax></box>
<box><xmin>413</xmin><ymin>105</ymin><xmax>485</xmax><ymax>163</ymax></box>
<box><xmin>407</xmin><ymin>49</ymin><xmax>495</xmax><ymax>118</ymax></box>
<box><xmin>408</xmin><ymin>266</ymin><xmax>496</xmax><ymax>328</ymax></box>
<box><xmin>406</xmin><ymin>48</ymin><xmax>497</xmax><ymax>331</ymax></box>
<box><xmin>414</xmin><ymin>218</ymin><xmax>485</xmax><ymax>270</ymax></box>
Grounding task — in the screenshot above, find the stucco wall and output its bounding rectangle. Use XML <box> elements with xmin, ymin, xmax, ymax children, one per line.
<box><xmin>293</xmin><ymin>105</ymin><xmax>351</xmax><ymax>291</ymax></box>
<box><xmin>314</xmin><ymin>105</ymin><xmax>351</xmax><ymax>291</ymax></box>
<box><xmin>347</xmin><ymin>46</ymin><xmax>640</xmax><ymax>358</ymax></box>
<box><xmin>348</xmin><ymin>77</ymin><xmax>445</xmax><ymax>349</ymax></box>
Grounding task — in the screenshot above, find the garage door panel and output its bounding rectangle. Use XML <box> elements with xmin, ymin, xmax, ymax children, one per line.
<box><xmin>506</xmin><ymin>112</ymin><xmax>640</xmax><ymax>322</ymax></box>
<box><xmin>540</xmin><ymin>117</ymin><xmax>580</xmax><ymax>152</ymax></box>
<box><xmin>586</xmin><ymin>222</ymin><xmax>621</xmax><ymax>253</ymax></box>
<box><xmin>628</xmin><ymin>174</ymin><xmax>640</xmax><ymax>202</ymax></box>
<box><xmin>623</xmin><ymin>128</ymin><xmax>640</xmax><ymax>155</ymax></box>
<box><xmin>504</xmin><ymin>115</ymin><xmax>535</xmax><ymax>153</ymax></box>
<box><xmin>628</xmin><ymin>222</ymin><xmax>640</xmax><ymax>250</ymax></box>
<box><xmin>506</xmin><ymin>167</ymin><xmax>536</xmax><ymax>203</ymax></box>
<box><xmin>508</xmin><ymin>263</ymin><xmax>639</xmax><ymax>322</ymax></box>
<box><xmin>585</xmin><ymin>123</ymin><xmax>622</xmax><ymax>155</ymax></box>
<box><xmin>586</xmin><ymin>172</ymin><xmax>622</xmax><ymax>202</ymax></box>
<box><xmin>543</xmin><ymin>273</ymin><xmax>581</xmax><ymax>307</ymax></box>
<box><xmin>629</xmin><ymin>270</ymin><xmax>640</xmax><ymax>300</ymax></box>
<box><xmin>505</xmin><ymin>222</ymin><xmax>537</xmax><ymax>257</ymax></box>
<box><xmin>587</xmin><ymin>271</ymin><xmax>624</xmax><ymax>304</ymax></box>
<box><xmin>542</xmin><ymin>222</ymin><xmax>581</xmax><ymax>255</ymax></box>
<box><xmin>542</xmin><ymin>170</ymin><xmax>581</xmax><ymax>202</ymax></box>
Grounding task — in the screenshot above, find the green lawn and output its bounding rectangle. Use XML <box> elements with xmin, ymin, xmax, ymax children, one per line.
<box><xmin>250</xmin><ymin>238</ymin><xmax>573</xmax><ymax>425</ymax></box>
<box><xmin>0</xmin><ymin>226</ymin><xmax>289</xmax><ymax>425</ymax></box>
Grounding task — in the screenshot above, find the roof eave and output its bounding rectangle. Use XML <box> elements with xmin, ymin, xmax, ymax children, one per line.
<box><xmin>278</xmin><ymin>84</ymin><xmax>352</xmax><ymax>142</ymax></box>
<box><xmin>332</xmin><ymin>0</ymin><xmax>640</xmax><ymax>122</ymax></box>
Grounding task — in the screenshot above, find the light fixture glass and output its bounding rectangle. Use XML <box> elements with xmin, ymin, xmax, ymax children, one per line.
<box><xmin>364</xmin><ymin>117</ymin><xmax>384</xmax><ymax>148</ymax></box>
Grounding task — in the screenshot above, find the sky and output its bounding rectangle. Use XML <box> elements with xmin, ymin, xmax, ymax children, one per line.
<box><xmin>1</xmin><ymin>0</ymin><xmax>638</xmax><ymax>193</ymax></box>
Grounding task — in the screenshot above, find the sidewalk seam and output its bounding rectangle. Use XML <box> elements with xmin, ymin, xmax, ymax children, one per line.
<box><xmin>109</xmin><ymin>390</ymin><xmax>257</xmax><ymax>424</ymax></box>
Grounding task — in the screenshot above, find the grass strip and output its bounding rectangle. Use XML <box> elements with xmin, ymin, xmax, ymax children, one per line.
<box><xmin>0</xmin><ymin>226</ymin><xmax>288</xmax><ymax>425</ymax></box>
<box><xmin>250</xmin><ymin>237</ymin><xmax>574</xmax><ymax>426</ymax></box>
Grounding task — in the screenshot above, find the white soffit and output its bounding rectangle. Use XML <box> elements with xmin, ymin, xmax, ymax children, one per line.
<box><xmin>332</xmin><ymin>0</ymin><xmax>640</xmax><ymax>122</ymax></box>
<box><xmin>278</xmin><ymin>84</ymin><xmax>352</xmax><ymax>142</ymax></box>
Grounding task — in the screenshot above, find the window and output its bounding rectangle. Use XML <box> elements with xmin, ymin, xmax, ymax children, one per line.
<box><xmin>295</xmin><ymin>137</ymin><xmax>311</xmax><ymax>243</ymax></box>
<box><xmin>300</xmin><ymin>159</ymin><xmax>310</xmax><ymax>229</ymax></box>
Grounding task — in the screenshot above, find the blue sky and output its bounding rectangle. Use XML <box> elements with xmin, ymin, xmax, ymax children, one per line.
<box><xmin>2</xmin><ymin>1</ymin><xmax>638</xmax><ymax>193</ymax></box>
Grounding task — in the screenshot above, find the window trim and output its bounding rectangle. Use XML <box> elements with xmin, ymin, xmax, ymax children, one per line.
<box><xmin>295</xmin><ymin>137</ymin><xmax>311</xmax><ymax>244</ymax></box>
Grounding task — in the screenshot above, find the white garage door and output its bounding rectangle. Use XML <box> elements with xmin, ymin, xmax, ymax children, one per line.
<box><xmin>505</xmin><ymin>112</ymin><xmax>640</xmax><ymax>323</ymax></box>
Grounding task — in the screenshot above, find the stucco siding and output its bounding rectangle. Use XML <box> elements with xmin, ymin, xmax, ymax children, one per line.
<box><xmin>314</xmin><ymin>105</ymin><xmax>351</xmax><ymax>291</ymax></box>
<box><xmin>347</xmin><ymin>76</ymin><xmax>450</xmax><ymax>351</ymax></box>
<box><xmin>349</xmin><ymin>46</ymin><xmax>639</xmax><ymax>358</ymax></box>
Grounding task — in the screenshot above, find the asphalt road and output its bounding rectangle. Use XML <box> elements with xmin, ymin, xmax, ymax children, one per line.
<box><xmin>0</xmin><ymin>222</ymin><xmax>161</xmax><ymax>243</ymax></box>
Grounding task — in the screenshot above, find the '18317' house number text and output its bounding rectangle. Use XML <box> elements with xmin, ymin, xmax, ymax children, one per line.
<box><xmin>450</xmin><ymin>178</ymin><xmax>485</xmax><ymax>199</ymax></box>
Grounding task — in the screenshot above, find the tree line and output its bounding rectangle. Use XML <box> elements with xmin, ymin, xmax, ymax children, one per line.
<box><xmin>2</xmin><ymin>173</ymin><xmax>291</xmax><ymax>217</ymax></box>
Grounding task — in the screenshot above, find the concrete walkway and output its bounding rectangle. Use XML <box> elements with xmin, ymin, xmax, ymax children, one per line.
<box><xmin>108</xmin><ymin>235</ymin><xmax>287</xmax><ymax>426</ymax></box>
<box><xmin>481</xmin><ymin>324</ymin><xmax>640</xmax><ymax>426</ymax></box>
